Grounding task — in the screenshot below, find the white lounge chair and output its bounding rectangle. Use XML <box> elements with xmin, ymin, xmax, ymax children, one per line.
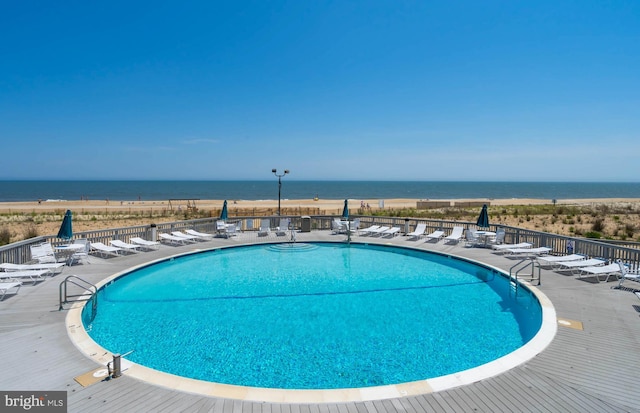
<box><xmin>406</xmin><ymin>223</ymin><xmax>427</xmax><ymax>240</ymax></box>
<box><xmin>369</xmin><ymin>226</ymin><xmax>391</xmax><ymax>236</ymax></box>
<box><xmin>130</xmin><ymin>237</ymin><xmax>160</xmax><ymax>250</ymax></box>
<box><xmin>492</xmin><ymin>242</ymin><xmax>533</xmax><ymax>253</ymax></box>
<box><xmin>555</xmin><ymin>258</ymin><xmax>607</xmax><ymax>275</ymax></box>
<box><xmin>0</xmin><ymin>270</ymin><xmax>48</xmax><ymax>285</ymax></box>
<box><xmin>171</xmin><ymin>231</ymin><xmax>200</xmax><ymax>242</ymax></box>
<box><xmin>506</xmin><ymin>247</ymin><xmax>552</xmax><ymax>256</ymax></box>
<box><xmin>537</xmin><ymin>254</ymin><xmax>586</xmax><ymax>269</ymax></box>
<box><xmin>110</xmin><ymin>240</ymin><xmax>141</xmax><ymax>253</ymax></box>
<box><xmin>617</xmin><ymin>261</ymin><xmax>640</xmax><ymax>288</ymax></box>
<box><xmin>381</xmin><ymin>227</ymin><xmax>401</xmax><ymax>237</ymax></box>
<box><xmin>185</xmin><ymin>229</ymin><xmax>215</xmax><ymax>240</ymax></box>
<box><xmin>30</xmin><ymin>243</ymin><xmax>59</xmax><ymax>264</ymax></box>
<box><xmin>90</xmin><ymin>242</ymin><xmax>122</xmax><ymax>258</ymax></box>
<box><xmin>577</xmin><ymin>262</ymin><xmax>623</xmax><ymax>282</ymax></box>
<box><xmin>0</xmin><ymin>282</ymin><xmax>21</xmax><ymax>300</ymax></box>
<box><xmin>276</xmin><ymin>218</ymin><xmax>291</xmax><ymax>236</ymax></box>
<box><xmin>159</xmin><ymin>233</ymin><xmax>190</xmax><ymax>245</ymax></box>
<box><xmin>258</xmin><ymin>219</ymin><xmax>271</xmax><ymax>237</ymax></box>
<box><xmin>424</xmin><ymin>230</ymin><xmax>445</xmax><ymax>243</ymax></box>
<box><xmin>358</xmin><ymin>225</ymin><xmax>380</xmax><ymax>236</ymax></box>
<box><xmin>0</xmin><ymin>262</ymin><xmax>65</xmax><ymax>275</ymax></box>
<box><xmin>443</xmin><ymin>227</ymin><xmax>464</xmax><ymax>244</ymax></box>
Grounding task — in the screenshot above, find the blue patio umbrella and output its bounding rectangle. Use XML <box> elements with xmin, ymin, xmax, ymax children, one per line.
<box><xmin>57</xmin><ymin>210</ymin><xmax>73</xmax><ymax>240</ymax></box>
<box><xmin>342</xmin><ymin>199</ymin><xmax>349</xmax><ymax>220</ymax></box>
<box><xmin>476</xmin><ymin>204</ymin><xmax>489</xmax><ymax>228</ymax></box>
<box><xmin>220</xmin><ymin>200</ymin><xmax>228</xmax><ymax>221</ymax></box>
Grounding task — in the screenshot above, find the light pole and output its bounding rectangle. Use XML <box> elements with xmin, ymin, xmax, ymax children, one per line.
<box><xmin>272</xmin><ymin>168</ymin><xmax>289</xmax><ymax>215</ymax></box>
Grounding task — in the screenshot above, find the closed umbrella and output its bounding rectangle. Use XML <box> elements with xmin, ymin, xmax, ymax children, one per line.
<box><xmin>57</xmin><ymin>210</ymin><xmax>73</xmax><ymax>240</ymax></box>
<box><xmin>476</xmin><ymin>204</ymin><xmax>489</xmax><ymax>228</ymax></box>
<box><xmin>341</xmin><ymin>199</ymin><xmax>349</xmax><ymax>221</ymax></box>
<box><xmin>220</xmin><ymin>200</ymin><xmax>228</xmax><ymax>221</ymax></box>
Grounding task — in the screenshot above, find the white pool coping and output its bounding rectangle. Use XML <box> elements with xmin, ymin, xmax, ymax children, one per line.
<box><xmin>66</xmin><ymin>246</ymin><xmax>557</xmax><ymax>403</ymax></box>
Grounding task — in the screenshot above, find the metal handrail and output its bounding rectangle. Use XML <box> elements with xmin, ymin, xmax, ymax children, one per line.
<box><xmin>59</xmin><ymin>275</ymin><xmax>98</xmax><ymax>322</ymax></box>
<box><xmin>510</xmin><ymin>258</ymin><xmax>541</xmax><ymax>287</ymax></box>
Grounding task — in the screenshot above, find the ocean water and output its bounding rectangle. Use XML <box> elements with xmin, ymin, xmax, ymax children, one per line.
<box><xmin>0</xmin><ymin>180</ymin><xmax>638</xmax><ymax>202</ymax></box>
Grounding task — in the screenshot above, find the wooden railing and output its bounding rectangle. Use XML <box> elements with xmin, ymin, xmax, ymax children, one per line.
<box><xmin>2</xmin><ymin>215</ymin><xmax>639</xmax><ymax>268</ymax></box>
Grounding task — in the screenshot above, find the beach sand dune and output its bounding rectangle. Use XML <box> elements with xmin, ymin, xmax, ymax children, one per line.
<box><xmin>2</xmin><ymin>197</ymin><xmax>639</xmax><ymax>244</ymax></box>
<box><xmin>2</xmin><ymin>197</ymin><xmax>639</xmax><ymax>214</ymax></box>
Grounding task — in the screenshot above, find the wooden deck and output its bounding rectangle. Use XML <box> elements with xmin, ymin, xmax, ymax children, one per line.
<box><xmin>1</xmin><ymin>231</ymin><xmax>639</xmax><ymax>412</ymax></box>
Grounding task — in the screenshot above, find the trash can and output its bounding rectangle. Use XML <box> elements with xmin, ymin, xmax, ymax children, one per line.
<box><xmin>301</xmin><ymin>216</ymin><xmax>311</xmax><ymax>232</ymax></box>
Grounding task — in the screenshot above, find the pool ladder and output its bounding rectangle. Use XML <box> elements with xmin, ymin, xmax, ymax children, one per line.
<box><xmin>59</xmin><ymin>275</ymin><xmax>98</xmax><ymax>321</ymax></box>
<box><xmin>509</xmin><ymin>257</ymin><xmax>541</xmax><ymax>292</ymax></box>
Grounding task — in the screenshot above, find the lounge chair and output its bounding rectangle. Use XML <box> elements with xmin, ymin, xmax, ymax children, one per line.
<box><xmin>369</xmin><ymin>226</ymin><xmax>391</xmax><ymax>236</ymax></box>
<box><xmin>110</xmin><ymin>240</ymin><xmax>141</xmax><ymax>253</ymax></box>
<box><xmin>576</xmin><ymin>262</ymin><xmax>622</xmax><ymax>283</ymax></box>
<box><xmin>130</xmin><ymin>237</ymin><xmax>160</xmax><ymax>250</ymax></box>
<box><xmin>359</xmin><ymin>225</ymin><xmax>380</xmax><ymax>236</ymax></box>
<box><xmin>406</xmin><ymin>223</ymin><xmax>427</xmax><ymax>240</ymax></box>
<box><xmin>185</xmin><ymin>229</ymin><xmax>215</xmax><ymax>240</ymax></box>
<box><xmin>424</xmin><ymin>230</ymin><xmax>445</xmax><ymax>243</ymax></box>
<box><xmin>0</xmin><ymin>262</ymin><xmax>65</xmax><ymax>275</ymax></box>
<box><xmin>617</xmin><ymin>261</ymin><xmax>640</xmax><ymax>288</ymax></box>
<box><xmin>276</xmin><ymin>218</ymin><xmax>291</xmax><ymax>236</ymax></box>
<box><xmin>258</xmin><ymin>219</ymin><xmax>271</xmax><ymax>237</ymax></box>
<box><xmin>381</xmin><ymin>226</ymin><xmax>401</xmax><ymax>237</ymax></box>
<box><xmin>171</xmin><ymin>231</ymin><xmax>200</xmax><ymax>242</ymax></box>
<box><xmin>159</xmin><ymin>233</ymin><xmax>190</xmax><ymax>245</ymax></box>
<box><xmin>555</xmin><ymin>258</ymin><xmax>607</xmax><ymax>274</ymax></box>
<box><xmin>506</xmin><ymin>246</ymin><xmax>552</xmax><ymax>256</ymax></box>
<box><xmin>617</xmin><ymin>260</ymin><xmax>640</xmax><ymax>286</ymax></box>
<box><xmin>443</xmin><ymin>226</ymin><xmax>464</xmax><ymax>244</ymax></box>
<box><xmin>30</xmin><ymin>243</ymin><xmax>59</xmax><ymax>264</ymax></box>
<box><xmin>90</xmin><ymin>242</ymin><xmax>122</xmax><ymax>258</ymax></box>
<box><xmin>537</xmin><ymin>254</ymin><xmax>586</xmax><ymax>269</ymax></box>
<box><xmin>492</xmin><ymin>242</ymin><xmax>533</xmax><ymax>253</ymax></box>
<box><xmin>0</xmin><ymin>282</ymin><xmax>21</xmax><ymax>300</ymax></box>
<box><xmin>0</xmin><ymin>270</ymin><xmax>48</xmax><ymax>285</ymax></box>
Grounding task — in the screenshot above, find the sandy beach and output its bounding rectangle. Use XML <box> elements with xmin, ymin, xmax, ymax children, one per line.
<box><xmin>2</xmin><ymin>197</ymin><xmax>640</xmax><ymax>214</ymax></box>
<box><xmin>2</xmin><ymin>197</ymin><xmax>640</xmax><ymax>244</ymax></box>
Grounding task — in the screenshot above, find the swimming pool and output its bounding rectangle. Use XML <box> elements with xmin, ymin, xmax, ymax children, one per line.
<box><xmin>78</xmin><ymin>242</ymin><xmax>549</xmax><ymax>398</ymax></box>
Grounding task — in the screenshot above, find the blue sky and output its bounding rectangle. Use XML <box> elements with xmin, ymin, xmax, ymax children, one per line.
<box><xmin>1</xmin><ymin>1</ymin><xmax>639</xmax><ymax>181</ymax></box>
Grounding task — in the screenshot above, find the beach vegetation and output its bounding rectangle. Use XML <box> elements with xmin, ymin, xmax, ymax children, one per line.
<box><xmin>584</xmin><ymin>231</ymin><xmax>602</xmax><ymax>239</ymax></box>
<box><xmin>24</xmin><ymin>224</ymin><xmax>38</xmax><ymax>239</ymax></box>
<box><xmin>0</xmin><ymin>227</ymin><xmax>10</xmax><ymax>245</ymax></box>
<box><xmin>591</xmin><ymin>218</ymin><xmax>605</xmax><ymax>232</ymax></box>
<box><xmin>625</xmin><ymin>224</ymin><xmax>635</xmax><ymax>238</ymax></box>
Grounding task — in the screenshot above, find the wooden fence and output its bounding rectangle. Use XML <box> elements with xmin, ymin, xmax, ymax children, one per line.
<box><xmin>2</xmin><ymin>215</ymin><xmax>639</xmax><ymax>269</ymax></box>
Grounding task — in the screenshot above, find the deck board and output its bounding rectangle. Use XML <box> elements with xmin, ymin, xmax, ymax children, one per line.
<box><xmin>1</xmin><ymin>231</ymin><xmax>639</xmax><ymax>412</ymax></box>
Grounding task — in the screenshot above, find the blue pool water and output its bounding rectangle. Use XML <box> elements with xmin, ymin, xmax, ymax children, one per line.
<box><xmin>84</xmin><ymin>243</ymin><xmax>542</xmax><ymax>390</ymax></box>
